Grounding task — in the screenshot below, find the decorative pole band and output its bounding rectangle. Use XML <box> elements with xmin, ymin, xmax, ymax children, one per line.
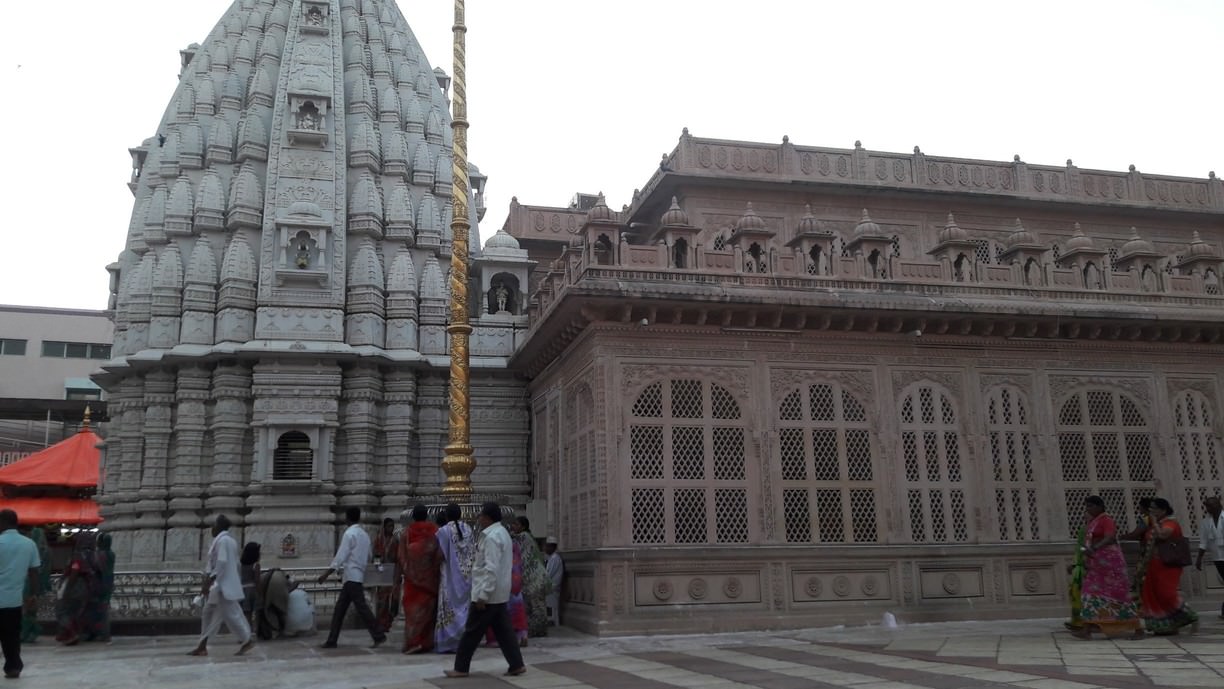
<box><xmin>442</xmin><ymin>0</ymin><xmax>474</xmax><ymax>496</ymax></box>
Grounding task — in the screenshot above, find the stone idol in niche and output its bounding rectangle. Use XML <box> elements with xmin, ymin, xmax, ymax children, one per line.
<box><xmin>294</xmin><ymin>231</ymin><xmax>316</xmax><ymax>269</ymax></box>
<box><xmin>495</xmin><ymin>284</ymin><xmax>509</xmax><ymax>313</ymax></box>
<box><xmin>296</xmin><ymin>102</ymin><xmax>322</xmax><ymax>131</ymax></box>
<box><xmin>306</xmin><ymin>7</ymin><xmax>324</xmax><ymax>26</ymax></box>
<box><xmin>281</xmin><ymin>533</ymin><xmax>298</xmax><ymax>558</ymax></box>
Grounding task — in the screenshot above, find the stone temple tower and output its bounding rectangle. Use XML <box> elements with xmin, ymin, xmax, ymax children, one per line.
<box><xmin>96</xmin><ymin>0</ymin><xmax>529</xmax><ymax>569</ymax></box>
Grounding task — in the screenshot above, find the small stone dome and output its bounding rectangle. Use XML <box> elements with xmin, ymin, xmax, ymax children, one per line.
<box><xmin>1006</xmin><ymin>218</ymin><xmax>1039</xmax><ymax>248</ymax></box>
<box><xmin>1065</xmin><ymin>223</ymin><xmax>1094</xmax><ymax>250</ymax></box>
<box><xmin>483</xmin><ymin>227</ymin><xmax>521</xmax><ymax>251</ymax></box>
<box><xmin>938</xmin><ymin>212</ymin><xmax>967</xmax><ymax>244</ymax></box>
<box><xmin>586</xmin><ymin>193</ymin><xmax>616</xmax><ymax>222</ymax></box>
<box><xmin>854</xmin><ymin>209</ymin><xmax>880</xmax><ymax>237</ymax></box>
<box><xmin>735</xmin><ymin>202</ymin><xmax>766</xmax><ymax>231</ymax></box>
<box><xmin>796</xmin><ymin>204</ymin><xmax>821</xmax><ymax>234</ymax></box>
<box><xmin>1120</xmin><ymin>228</ymin><xmax>1155</xmax><ymax>256</ymax></box>
<box><xmin>660</xmin><ymin>197</ymin><xmax>689</xmax><ymax>226</ymax></box>
<box><xmin>1187</xmin><ymin>231</ymin><xmax>1218</xmax><ymax>258</ymax></box>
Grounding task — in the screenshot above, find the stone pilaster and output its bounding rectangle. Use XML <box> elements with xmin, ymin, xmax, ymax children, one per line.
<box><xmin>165</xmin><ymin>365</ymin><xmax>211</xmax><ymax>564</ymax></box>
<box><xmin>207</xmin><ymin>362</ymin><xmax>252</xmax><ymax>514</ymax></box>
<box><xmin>129</xmin><ymin>370</ymin><xmax>175</xmax><ymax>565</ymax></box>
<box><xmin>337</xmin><ymin>363</ymin><xmax>382</xmax><ymax>509</ymax></box>
<box><xmin>413</xmin><ymin>372</ymin><xmax>448</xmax><ymax>492</ymax></box>
<box><xmin>379</xmin><ymin>370</ymin><xmax>416</xmax><ymax>509</ymax></box>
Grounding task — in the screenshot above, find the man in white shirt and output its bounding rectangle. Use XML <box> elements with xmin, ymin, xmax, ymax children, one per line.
<box><xmin>544</xmin><ymin>537</ymin><xmax>564</xmax><ymax>626</ymax></box>
<box><xmin>1195</xmin><ymin>496</ymin><xmax>1224</xmax><ymax>618</ymax></box>
<box><xmin>319</xmin><ymin>506</ymin><xmax>386</xmax><ymax>648</ymax></box>
<box><xmin>445</xmin><ymin>502</ymin><xmax>526</xmax><ymax>678</ymax></box>
<box><xmin>189</xmin><ymin>514</ymin><xmax>255</xmax><ymax>657</ymax></box>
<box><xmin>0</xmin><ymin>509</ymin><xmax>40</xmax><ymax>679</ymax></box>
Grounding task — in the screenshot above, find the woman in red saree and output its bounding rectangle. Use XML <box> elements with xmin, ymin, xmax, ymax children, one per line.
<box><xmin>1072</xmin><ymin>496</ymin><xmax>1141</xmax><ymax>639</ymax></box>
<box><xmin>398</xmin><ymin>505</ymin><xmax>441</xmax><ymax>654</ymax></box>
<box><xmin>1140</xmin><ymin>498</ymin><xmax>1198</xmax><ymax>635</ymax></box>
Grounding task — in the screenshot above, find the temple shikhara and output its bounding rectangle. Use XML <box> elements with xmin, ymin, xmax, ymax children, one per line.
<box><xmin>97</xmin><ymin>0</ymin><xmax>1224</xmax><ymax>635</ymax></box>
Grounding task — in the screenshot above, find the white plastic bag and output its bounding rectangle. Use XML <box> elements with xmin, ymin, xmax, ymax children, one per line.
<box><xmin>285</xmin><ymin>588</ymin><xmax>315</xmax><ymax>635</ymax></box>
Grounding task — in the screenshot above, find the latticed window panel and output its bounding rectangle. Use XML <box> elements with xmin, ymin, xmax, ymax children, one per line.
<box><xmin>671</xmin><ymin>379</ymin><xmax>703</xmax><ymax>419</ymax></box>
<box><xmin>1174</xmin><ymin>391</ymin><xmax>1224</xmax><ymax>534</ymax></box>
<box><xmin>986</xmin><ymin>386</ymin><xmax>1042</xmax><ymax>541</ymax></box>
<box><xmin>632</xmin><ymin>382</ymin><xmax>663</xmax><ymax>418</ymax></box>
<box><xmin>628</xmin><ymin>377</ymin><xmax>751</xmax><ymax>544</ymax></box>
<box><xmin>671</xmin><ymin>426</ymin><xmax>705</xmax><ymax>480</ymax></box>
<box><xmin>849</xmin><ymin>489</ymin><xmax>878</xmax><ymax>542</ymax></box>
<box><xmin>1056</xmin><ymin>389</ymin><xmax>1155</xmax><ymax>536</ymax></box>
<box><xmin>567</xmin><ymin>384</ymin><xmax>597</xmax><ymax>549</ymax></box>
<box><xmin>631</xmin><ymin>488</ymin><xmax>665</xmax><ymax>543</ymax></box>
<box><xmin>783</xmin><ymin>489</ymin><xmax>812</xmax><ymax>542</ymax></box>
<box><xmin>775</xmin><ymin>381</ymin><xmax>880</xmax><ymax>543</ymax></box>
<box><xmin>779</xmin><ymin>428</ymin><xmax>806</xmax><ymax>480</ymax></box>
<box><xmin>900</xmin><ymin>384</ymin><xmax>970</xmax><ymax>543</ymax></box>
<box><xmin>630</xmin><ymin>426</ymin><xmax>664</xmax><ymax>480</ymax></box>
<box><xmin>714</xmin><ymin>489</ymin><xmax>750</xmax><ymax>542</ymax></box>
<box><xmin>674</xmin><ymin>488</ymin><xmax>708</xmax><ymax>544</ymax></box>
<box><xmin>814</xmin><ymin>489</ymin><xmax>845</xmax><ymax>542</ymax></box>
<box><xmin>712</xmin><ymin>427</ymin><xmax>746</xmax><ymax>480</ymax></box>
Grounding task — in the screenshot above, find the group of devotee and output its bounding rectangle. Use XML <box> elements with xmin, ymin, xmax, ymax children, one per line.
<box><xmin>182</xmin><ymin>502</ymin><xmax>562</xmax><ymax>677</ymax></box>
<box><xmin>1067</xmin><ymin>495</ymin><xmax>1200</xmax><ymax>639</ymax></box>
<box><xmin>0</xmin><ymin>510</ymin><xmax>116</xmax><ymax>680</ymax></box>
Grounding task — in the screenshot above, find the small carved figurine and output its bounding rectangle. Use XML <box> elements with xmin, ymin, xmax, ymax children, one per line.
<box><xmin>307</xmin><ymin>6</ymin><xmax>324</xmax><ymax>26</ymax></box>
<box><xmin>495</xmin><ymin>284</ymin><xmax>509</xmax><ymax>313</ymax></box>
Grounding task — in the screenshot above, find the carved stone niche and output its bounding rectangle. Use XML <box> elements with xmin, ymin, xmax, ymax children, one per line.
<box><xmin>287</xmin><ymin>95</ymin><xmax>330</xmax><ymax>148</ymax></box>
<box><xmin>301</xmin><ymin>2</ymin><xmax>329</xmax><ymax>35</ymax></box>
<box><xmin>275</xmin><ymin>202</ymin><xmax>330</xmax><ymax>287</ymax></box>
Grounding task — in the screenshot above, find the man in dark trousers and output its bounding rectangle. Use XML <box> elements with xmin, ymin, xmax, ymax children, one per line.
<box><xmin>0</xmin><ymin>509</ymin><xmax>40</xmax><ymax>679</ymax></box>
<box><xmin>319</xmin><ymin>506</ymin><xmax>386</xmax><ymax>648</ymax></box>
<box><xmin>444</xmin><ymin>502</ymin><xmax>526</xmax><ymax>678</ymax></box>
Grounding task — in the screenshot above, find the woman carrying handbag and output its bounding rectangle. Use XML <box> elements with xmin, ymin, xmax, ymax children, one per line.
<box><xmin>1139</xmin><ymin>498</ymin><xmax>1198</xmax><ymax>635</ymax></box>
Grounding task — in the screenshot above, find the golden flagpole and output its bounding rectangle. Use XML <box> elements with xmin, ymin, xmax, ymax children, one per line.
<box><xmin>442</xmin><ymin>0</ymin><xmax>474</xmax><ymax>496</ymax></box>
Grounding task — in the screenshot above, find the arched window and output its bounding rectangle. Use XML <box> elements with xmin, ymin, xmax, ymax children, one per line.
<box><xmin>1205</xmin><ymin>268</ymin><xmax>1220</xmax><ymax>296</ymax></box>
<box><xmin>867</xmin><ymin>249</ymin><xmax>882</xmax><ymax>279</ymax></box>
<box><xmin>986</xmin><ymin>387</ymin><xmax>1041</xmax><ymax>541</ymax></box>
<box><xmin>672</xmin><ymin>238</ymin><xmax>688</xmax><ymax>269</ymax></box>
<box><xmin>746</xmin><ymin>243</ymin><xmax>766</xmax><ymax>273</ymax></box>
<box><xmin>900</xmin><ymin>384</ymin><xmax>969</xmax><ymax>542</ymax></box>
<box><xmin>629</xmin><ymin>379</ymin><xmax>749</xmax><ymax>544</ymax></box>
<box><xmin>777</xmin><ymin>382</ymin><xmax>878</xmax><ymax>543</ymax></box>
<box><xmin>565</xmin><ymin>384</ymin><xmax>596</xmax><ymax>548</ymax></box>
<box><xmin>1083</xmin><ymin>262</ymin><xmax>1102</xmax><ymax>290</ymax></box>
<box><xmin>1056</xmin><ymin>389</ymin><xmax>1155</xmax><ymax>535</ymax></box>
<box><xmin>953</xmin><ymin>254</ymin><xmax>970</xmax><ymax>282</ymax></box>
<box><xmin>1023</xmin><ymin>258</ymin><xmax>1042</xmax><ymax>286</ymax></box>
<box><xmin>593</xmin><ymin>234</ymin><xmax>613</xmax><ymax>265</ymax></box>
<box><xmin>1140</xmin><ymin>265</ymin><xmax>1158</xmax><ymax>292</ymax></box>
<box><xmin>1174</xmin><ymin>391</ymin><xmax>1223</xmax><ymax>533</ymax></box>
<box><xmin>807</xmin><ymin>245</ymin><xmax>822</xmax><ymax>275</ymax></box>
<box><xmin>273</xmin><ymin>431</ymin><xmax>313</xmax><ymax>480</ymax></box>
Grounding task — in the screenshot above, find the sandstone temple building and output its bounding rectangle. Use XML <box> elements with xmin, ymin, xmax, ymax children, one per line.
<box><xmin>96</xmin><ymin>0</ymin><xmax>1223</xmax><ymax>635</ymax></box>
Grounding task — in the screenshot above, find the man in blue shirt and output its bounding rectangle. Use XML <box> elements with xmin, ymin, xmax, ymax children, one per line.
<box><xmin>0</xmin><ymin>509</ymin><xmax>40</xmax><ymax>679</ymax></box>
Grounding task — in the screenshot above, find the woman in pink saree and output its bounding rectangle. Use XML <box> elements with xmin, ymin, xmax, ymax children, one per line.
<box><xmin>1072</xmin><ymin>495</ymin><xmax>1142</xmax><ymax>639</ymax></box>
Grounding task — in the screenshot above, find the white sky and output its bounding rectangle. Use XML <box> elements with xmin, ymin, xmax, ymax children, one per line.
<box><xmin>0</xmin><ymin>0</ymin><xmax>1220</xmax><ymax>310</ymax></box>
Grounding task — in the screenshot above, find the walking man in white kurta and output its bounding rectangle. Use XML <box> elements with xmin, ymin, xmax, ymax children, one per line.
<box><xmin>189</xmin><ymin>514</ymin><xmax>254</xmax><ymax>656</ymax></box>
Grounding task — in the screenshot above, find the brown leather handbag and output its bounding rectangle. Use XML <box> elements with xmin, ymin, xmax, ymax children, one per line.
<box><xmin>1156</xmin><ymin>536</ymin><xmax>1193</xmax><ymax>567</ymax></box>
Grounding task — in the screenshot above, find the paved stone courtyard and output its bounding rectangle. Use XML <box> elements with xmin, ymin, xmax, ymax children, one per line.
<box><xmin>15</xmin><ymin>615</ymin><xmax>1224</xmax><ymax>689</ymax></box>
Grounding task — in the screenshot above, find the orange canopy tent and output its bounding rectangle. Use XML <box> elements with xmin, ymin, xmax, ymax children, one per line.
<box><xmin>0</xmin><ymin>496</ymin><xmax>100</xmax><ymax>525</ymax></box>
<box><xmin>0</xmin><ymin>427</ymin><xmax>100</xmax><ymax>489</ymax></box>
<box><xmin>0</xmin><ymin>424</ymin><xmax>101</xmax><ymax>524</ymax></box>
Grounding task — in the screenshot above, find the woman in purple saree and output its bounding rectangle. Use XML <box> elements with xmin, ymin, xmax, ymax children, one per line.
<box><xmin>434</xmin><ymin>503</ymin><xmax>475</xmax><ymax>653</ymax></box>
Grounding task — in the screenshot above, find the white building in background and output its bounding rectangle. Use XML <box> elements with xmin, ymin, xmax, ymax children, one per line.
<box><xmin>0</xmin><ymin>305</ymin><xmax>112</xmax><ymax>465</ymax></box>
